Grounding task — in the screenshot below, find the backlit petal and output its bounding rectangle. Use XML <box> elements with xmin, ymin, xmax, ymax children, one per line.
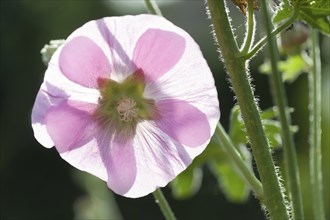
<box><xmin>156</xmin><ymin>99</ymin><xmax>211</xmax><ymax>148</ymax></box>
<box><xmin>133</xmin><ymin>29</ymin><xmax>185</xmax><ymax>82</ymax></box>
<box><xmin>45</xmin><ymin>100</ymin><xmax>108</xmax><ymax>180</ymax></box>
<box><xmin>31</xmin><ymin>82</ymin><xmax>70</xmax><ymax>148</ymax></box>
<box><xmin>100</xmin><ymin>138</ymin><xmax>137</xmax><ymax>195</ymax></box>
<box><xmin>121</xmin><ymin>121</ymin><xmax>191</xmax><ymax>198</ymax></box>
<box><xmin>59</xmin><ymin>36</ymin><xmax>111</xmax><ymax>88</ymax></box>
<box><xmin>45</xmin><ymin>100</ymin><xmax>96</xmax><ymax>152</ymax></box>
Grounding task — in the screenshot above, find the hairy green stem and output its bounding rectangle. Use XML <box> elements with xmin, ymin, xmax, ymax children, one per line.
<box><xmin>243</xmin><ymin>9</ymin><xmax>298</xmax><ymax>59</ymax></box>
<box><xmin>214</xmin><ymin>123</ymin><xmax>264</xmax><ymax>198</ymax></box>
<box><xmin>207</xmin><ymin>0</ymin><xmax>289</xmax><ymax>219</ymax></box>
<box><xmin>259</xmin><ymin>1</ymin><xmax>304</xmax><ymax>219</ymax></box>
<box><xmin>240</xmin><ymin>0</ymin><xmax>255</xmax><ymax>54</ymax></box>
<box><xmin>144</xmin><ymin>0</ymin><xmax>162</xmax><ymax>16</ymax></box>
<box><xmin>309</xmin><ymin>29</ymin><xmax>325</xmax><ymax>220</ymax></box>
<box><xmin>153</xmin><ymin>189</ymin><xmax>176</xmax><ymax>220</ymax></box>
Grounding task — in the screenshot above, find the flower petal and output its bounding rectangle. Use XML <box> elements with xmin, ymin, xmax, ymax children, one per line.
<box><xmin>101</xmin><ymin>138</ymin><xmax>137</xmax><ymax>196</ymax></box>
<box><xmin>44</xmin><ymin>101</ymin><xmax>108</xmax><ymax>180</ymax></box>
<box><xmin>59</xmin><ymin>36</ymin><xmax>111</xmax><ymax>88</ymax></box>
<box><xmin>156</xmin><ymin>99</ymin><xmax>211</xmax><ymax>148</ymax></box>
<box><xmin>31</xmin><ymin>83</ymin><xmax>69</xmax><ymax>148</ymax></box>
<box><xmin>45</xmin><ymin>100</ymin><xmax>96</xmax><ymax>153</ymax></box>
<box><xmin>120</xmin><ymin>121</ymin><xmax>191</xmax><ymax>198</ymax></box>
<box><xmin>32</xmin><ymin>91</ymin><xmax>57</xmax><ymax>148</ymax></box>
<box><xmin>133</xmin><ymin>29</ymin><xmax>185</xmax><ymax>82</ymax></box>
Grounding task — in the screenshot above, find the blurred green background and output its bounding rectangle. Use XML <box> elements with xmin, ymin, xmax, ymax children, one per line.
<box><xmin>0</xmin><ymin>0</ymin><xmax>328</xmax><ymax>219</ymax></box>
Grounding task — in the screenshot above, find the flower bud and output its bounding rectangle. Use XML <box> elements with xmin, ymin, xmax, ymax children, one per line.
<box><xmin>40</xmin><ymin>39</ymin><xmax>65</xmax><ymax>65</ymax></box>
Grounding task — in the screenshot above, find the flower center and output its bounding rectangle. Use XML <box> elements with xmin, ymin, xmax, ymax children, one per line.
<box><xmin>116</xmin><ymin>98</ymin><xmax>138</xmax><ymax>122</ymax></box>
<box><xmin>95</xmin><ymin>69</ymin><xmax>158</xmax><ymax>140</ymax></box>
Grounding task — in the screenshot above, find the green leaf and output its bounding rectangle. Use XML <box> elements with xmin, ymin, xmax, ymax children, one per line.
<box><xmin>208</xmin><ymin>148</ymin><xmax>251</xmax><ymax>203</ymax></box>
<box><xmin>171</xmin><ymin>166</ymin><xmax>203</xmax><ymax>200</ymax></box>
<box><xmin>296</xmin><ymin>0</ymin><xmax>330</xmax><ymax>35</ymax></box>
<box><xmin>260</xmin><ymin>106</ymin><xmax>278</xmax><ymax>119</ymax></box>
<box><xmin>196</xmin><ymin>139</ymin><xmax>226</xmax><ymax>163</ymax></box>
<box><xmin>229</xmin><ymin>105</ymin><xmax>285</xmax><ymax>148</ymax></box>
<box><xmin>273</xmin><ymin>2</ymin><xmax>294</xmax><ymax>24</ymax></box>
<box><xmin>170</xmin><ymin>140</ymin><xmax>224</xmax><ymax>199</ymax></box>
<box><xmin>259</xmin><ymin>54</ymin><xmax>308</xmax><ymax>83</ymax></box>
<box><xmin>263</xmin><ymin>120</ymin><xmax>282</xmax><ymax>149</ymax></box>
<box><xmin>278</xmin><ymin>54</ymin><xmax>308</xmax><ymax>82</ymax></box>
<box><xmin>260</xmin><ymin>107</ymin><xmax>286</xmax><ymax>148</ymax></box>
<box><xmin>259</xmin><ymin>61</ymin><xmax>272</xmax><ymax>75</ymax></box>
<box><xmin>229</xmin><ymin>105</ymin><xmax>247</xmax><ymax>145</ymax></box>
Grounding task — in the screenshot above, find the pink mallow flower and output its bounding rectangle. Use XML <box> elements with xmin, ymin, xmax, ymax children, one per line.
<box><xmin>32</xmin><ymin>15</ymin><xmax>220</xmax><ymax>198</ymax></box>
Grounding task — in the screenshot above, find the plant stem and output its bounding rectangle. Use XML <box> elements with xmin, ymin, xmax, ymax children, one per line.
<box><xmin>214</xmin><ymin>123</ymin><xmax>264</xmax><ymax>198</ymax></box>
<box><xmin>153</xmin><ymin>188</ymin><xmax>176</xmax><ymax>220</ymax></box>
<box><xmin>144</xmin><ymin>0</ymin><xmax>162</xmax><ymax>16</ymax></box>
<box><xmin>240</xmin><ymin>0</ymin><xmax>255</xmax><ymax>54</ymax></box>
<box><xmin>207</xmin><ymin>1</ymin><xmax>289</xmax><ymax>219</ymax></box>
<box><xmin>244</xmin><ymin>9</ymin><xmax>298</xmax><ymax>59</ymax></box>
<box><xmin>259</xmin><ymin>1</ymin><xmax>304</xmax><ymax>219</ymax></box>
<box><xmin>309</xmin><ymin>29</ymin><xmax>325</xmax><ymax>220</ymax></box>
